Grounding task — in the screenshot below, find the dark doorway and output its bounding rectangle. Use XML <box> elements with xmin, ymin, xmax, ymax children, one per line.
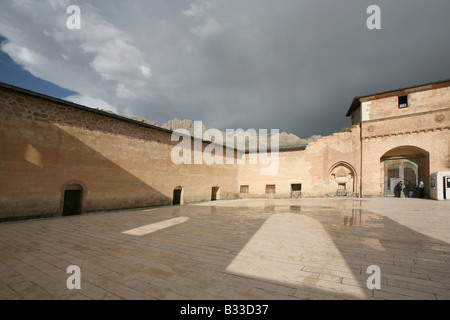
<box><xmin>211</xmin><ymin>187</ymin><xmax>219</xmax><ymax>201</ymax></box>
<box><xmin>173</xmin><ymin>188</ymin><xmax>182</xmax><ymax>205</ymax></box>
<box><xmin>290</xmin><ymin>184</ymin><xmax>302</xmax><ymax>198</ymax></box>
<box><xmin>62</xmin><ymin>190</ymin><xmax>82</xmax><ymax>216</ymax></box>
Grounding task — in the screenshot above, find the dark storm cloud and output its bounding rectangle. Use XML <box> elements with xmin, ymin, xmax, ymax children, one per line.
<box><xmin>1</xmin><ymin>0</ymin><xmax>449</xmax><ymax>137</ymax></box>
<box><xmin>143</xmin><ymin>0</ymin><xmax>450</xmax><ymax>136</ymax></box>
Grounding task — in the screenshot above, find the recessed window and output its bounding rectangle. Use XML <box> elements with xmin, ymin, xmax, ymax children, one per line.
<box><xmin>291</xmin><ymin>184</ymin><xmax>302</xmax><ymax>198</ymax></box>
<box><xmin>240</xmin><ymin>185</ymin><xmax>249</xmax><ymax>194</ymax></box>
<box><xmin>265</xmin><ymin>184</ymin><xmax>276</xmax><ymax>194</ymax></box>
<box><xmin>398</xmin><ymin>95</ymin><xmax>408</xmax><ymax>109</ymax></box>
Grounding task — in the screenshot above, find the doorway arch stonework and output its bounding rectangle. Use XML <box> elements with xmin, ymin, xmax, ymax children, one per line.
<box><xmin>380</xmin><ymin>146</ymin><xmax>430</xmax><ymax>197</ymax></box>
<box><xmin>59</xmin><ymin>180</ymin><xmax>87</xmax><ymax>216</ymax></box>
<box><xmin>328</xmin><ymin>161</ymin><xmax>357</xmax><ymax>196</ymax></box>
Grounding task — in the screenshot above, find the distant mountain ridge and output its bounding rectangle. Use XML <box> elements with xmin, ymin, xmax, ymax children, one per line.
<box><xmin>100</xmin><ymin>109</ymin><xmax>323</xmax><ymax>148</ymax></box>
<box><xmin>161</xmin><ymin>118</ymin><xmax>322</xmax><ymax>148</ymax></box>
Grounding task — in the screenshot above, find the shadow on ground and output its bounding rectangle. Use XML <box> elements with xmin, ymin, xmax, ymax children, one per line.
<box><xmin>0</xmin><ymin>199</ymin><xmax>449</xmax><ymax>300</ymax></box>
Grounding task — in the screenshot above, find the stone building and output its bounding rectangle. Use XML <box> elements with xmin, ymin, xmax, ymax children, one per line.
<box><xmin>0</xmin><ymin>79</ymin><xmax>449</xmax><ymax>221</ymax></box>
<box><xmin>349</xmin><ymin>79</ymin><xmax>450</xmax><ymax>197</ymax></box>
<box><xmin>240</xmin><ymin>79</ymin><xmax>450</xmax><ymax>199</ymax></box>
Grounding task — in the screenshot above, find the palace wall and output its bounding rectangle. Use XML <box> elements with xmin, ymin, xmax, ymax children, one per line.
<box><xmin>238</xmin><ymin>126</ymin><xmax>361</xmax><ymax>198</ymax></box>
<box><xmin>1</xmin><ymin>80</ymin><xmax>449</xmax><ymax>221</ymax></box>
<box><xmin>357</xmin><ymin>86</ymin><xmax>450</xmax><ymax>196</ymax></box>
<box><xmin>0</xmin><ymin>87</ymin><xmax>240</xmax><ymax>220</ymax></box>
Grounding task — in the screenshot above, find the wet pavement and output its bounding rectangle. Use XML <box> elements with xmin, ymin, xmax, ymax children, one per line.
<box><xmin>0</xmin><ymin>197</ymin><xmax>449</xmax><ymax>300</ymax></box>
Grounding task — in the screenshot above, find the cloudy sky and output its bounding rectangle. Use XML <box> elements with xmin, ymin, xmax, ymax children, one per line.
<box><xmin>0</xmin><ymin>0</ymin><xmax>449</xmax><ymax>138</ymax></box>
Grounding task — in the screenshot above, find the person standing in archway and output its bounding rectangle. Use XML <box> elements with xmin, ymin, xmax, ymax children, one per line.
<box><xmin>418</xmin><ymin>180</ymin><xmax>424</xmax><ymax>198</ymax></box>
<box><xmin>406</xmin><ymin>181</ymin><xmax>414</xmax><ymax>198</ymax></box>
<box><xmin>394</xmin><ymin>181</ymin><xmax>403</xmax><ymax>198</ymax></box>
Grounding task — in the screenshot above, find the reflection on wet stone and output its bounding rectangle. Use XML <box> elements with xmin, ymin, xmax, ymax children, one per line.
<box><xmin>342</xmin><ymin>209</ymin><xmax>363</xmax><ymax>226</ymax></box>
<box><xmin>171</xmin><ymin>206</ymin><xmax>180</xmax><ymax>216</ymax></box>
<box><xmin>1</xmin><ymin>198</ymin><xmax>449</xmax><ymax>300</ymax></box>
<box><xmin>343</xmin><ymin>216</ymin><xmax>352</xmax><ymax>226</ymax></box>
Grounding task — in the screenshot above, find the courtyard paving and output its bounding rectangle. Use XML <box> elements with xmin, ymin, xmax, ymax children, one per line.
<box><xmin>0</xmin><ymin>197</ymin><xmax>449</xmax><ymax>300</ymax></box>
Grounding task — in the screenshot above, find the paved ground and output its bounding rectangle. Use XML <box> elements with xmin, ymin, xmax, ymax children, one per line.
<box><xmin>0</xmin><ymin>198</ymin><xmax>449</xmax><ymax>300</ymax></box>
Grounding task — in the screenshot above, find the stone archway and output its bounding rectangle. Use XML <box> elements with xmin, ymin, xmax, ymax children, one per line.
<box><xmin>380</xmin><ymin>146</ymin><xmax>429</xmax><ymax>197</ymax></box>
<box><xmin>60</xmin><ymin>180</ymin><xmax>87</xmax><ymax>216</ymax></box>
<box><xmin>328</xmin><ymin>162</ymin><xmax>357</xmax><ymax>196</ymax></box>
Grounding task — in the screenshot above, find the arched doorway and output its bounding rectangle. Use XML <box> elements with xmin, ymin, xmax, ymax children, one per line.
<box><xmin>173</xmin><ymin>186</ymin><xmax>182</xmax><ymax>205</ymax></box>
<box><xmin>329</xmin><ymin>162</ymin><xmax>357</xmax><ymax>196</ymax></box>
<box><xmin>61</xmin><ymin>183</ymin><xmax>84</xmax><ymax>216</ymax></box>
<box><xmin>381</xmin><ymin>146</ymin><xmax>429</xmax><ymax>197</ymax></box>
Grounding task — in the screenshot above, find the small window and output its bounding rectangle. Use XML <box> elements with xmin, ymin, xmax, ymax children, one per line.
<box><xmin>265</xmin><ymin>184</ymin><xmax>276</xmax><ymax>194</ymax></box>
<box><xmin>431</xmin><ymin>177</ymin><xmax>436</xmax><ymax>189</ymax></box>
<box><xmin>338</xmin><ymin>182</ymin><xmax>347</xmax><ymax>190</ymax></box>
<box><xmin>240</xmin><ymin>185</ymin><xmax>249</xmax><ymax>194</ymax></box>
<box><xmin>398</xmin><ymin>95</ymin><xmax>408</xmax><ymax>109</ymax></box>
<box><xmin>291</xmin><ymin>184</ymin><xmax>302</xmax><ymax>198</ymax></box>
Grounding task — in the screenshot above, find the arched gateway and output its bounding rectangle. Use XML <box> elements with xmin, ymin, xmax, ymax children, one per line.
<box><xmin>381</xmin><ymin>146</ymin><xmax>429</xmax><ymax>197</ymax></box>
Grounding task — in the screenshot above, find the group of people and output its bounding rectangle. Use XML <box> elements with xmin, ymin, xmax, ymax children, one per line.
<box><xmin>394</xmin><ymin>180</ymin><xmax>424</xmax><ymax>198</ymax></box>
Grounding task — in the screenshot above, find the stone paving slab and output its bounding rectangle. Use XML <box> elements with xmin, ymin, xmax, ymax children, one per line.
<box><xmin>0</xmin><ymin>198</ymin><xmax>449</xmax><ymax>300</ymax></box>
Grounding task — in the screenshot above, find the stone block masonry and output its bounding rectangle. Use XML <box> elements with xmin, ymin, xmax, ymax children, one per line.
<box><xmin>0</xmin><ymin>84</ymin><xmax>239</xmax><ymax>220</ymax></box>
<box><xmin>1</xmin><ymin>78</ymin><xmax>449</xmax><ymax>220</ymax></box>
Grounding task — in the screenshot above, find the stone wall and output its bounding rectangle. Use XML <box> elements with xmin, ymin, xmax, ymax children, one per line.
<box><xmin>360</xmin><ymin>114</ymin><xmax>450</xmax><ymax>197</ymax></box>
<box><xmin>360</xmin><ymin>86</ymin><xmax>450</xmax><ymax>122</ymax></box>
<box><xmin>1</xmin><ymin>80</ymin><xmax>449</xmax><ymax>221</ymax></box>
<box><xmin>349</xmin><ymin>84</ymin><xmax>450</xmax><ymax>197</ymax></box>
<box><xmin>238</xmin><ymin>126</ymin><xmax>361</xmax><ymax>198</ymax></box>
<box><xmin>0</xmin><ymin>86</ymin><xmax>240</xmax><ymax>220</ymax></box>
